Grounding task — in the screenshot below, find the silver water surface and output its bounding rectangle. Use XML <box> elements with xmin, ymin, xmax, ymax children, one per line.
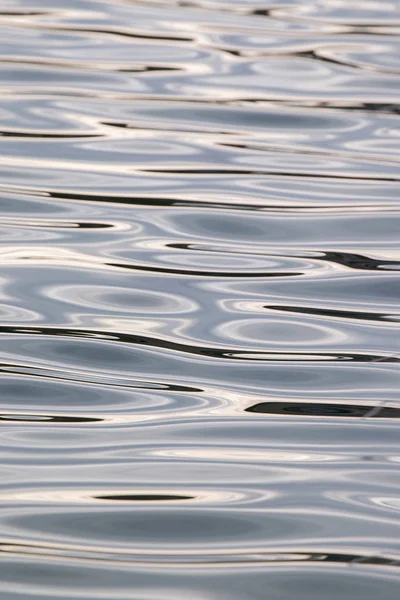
<box><xmin>0</xmin><ymin>1</ymin><xmax>400</xmax><ymax>598</ymax></box>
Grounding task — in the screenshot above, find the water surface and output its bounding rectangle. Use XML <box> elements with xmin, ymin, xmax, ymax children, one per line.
<box><xmin>0</xmin><ymin>1</ymin><xmax>400</xmax><ymax>598</ymax></box>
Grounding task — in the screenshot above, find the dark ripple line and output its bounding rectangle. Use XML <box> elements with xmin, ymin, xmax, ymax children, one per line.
<box><xmin>67</xmin><ymin>27</ymin><xmax>194</xmax><ymax>43</ymax></box>
<box><xmin>0</xmin><ymin>362</ymin><xmax>202</xmax><ymax>392</ymax></box>
<box><xmin>0</xmin><ymin>58</ymin><xmax>183</xmax><ymax>74</ymax></box>
<box><xmin>107</xmin><ymin>261</ymin><xmax>301</xmax><ymax>278</ymax></box>
<box><xmin>2</xmin><ymin>91</ymin><xmax>399</xmax><ymax>115</ymax></box>
<box><xmin>218</xmin><ymin>47</ymin><xmax>400</xmax><ymax>76</ymax></box>
<box><xmin>102</xmin><ymin>120</ymin><xmax>237</xmax><ymax>136</ymax></box>
<box><xmin>1</xmin><ymin>326</ymin><xmax>398</xmax><ymax>364</ymax></box>
<box><xmin>142</xmin><ymin>168</ymin><xmax>400</xmax><ymax>183</ymax></box>
<box><xmin>0</xmin><ymin>11</ymin><xmax>46</xmax><ymax>16</ymax></box>
<box><xmin>217</xmin><ymin>47</ymin><xmax>400</xmax><ymax>77</ymax></box>
<box><xmin>95</xmin><ymin>494</ymin><xmax>192</xmax><ymax>501</ymax></box>
<box><xmin>282</xmin><ymin>101</ymin><xmax>400</xmax><ymax>115</ymax></box>
<box><xmin>0</xmin><ymin>414</ymin><xmax>102</xmax><ymax>424</ymax></box>
<box><xmin>17</xmin><ymin>24</ymin><xmax>194</xmax><ymax>43</ymax></box>
<box><xmin>120</xmin><ymin>66</ymin><xmax>183</xmax><ymax>73</ymax></box>
<box><xmin>219</xmin><ymin>142</ymin><xmax>400</xmax><ymax>167</ymax></box>
<box><xmin>0</xmin><ymin>541</ymin><xmax>399</xmax><ymax>568</ymax></box>
<box><xmin>266</xmin><ymin>305</ymin><xmax>399</xmax><ymax>323</ymax></box>
<box><xmin>3</xmin><ymin>186</ymin><xmax>398</xmax><ymax>214</ymax></box>
<box><xmin>246</xmin><ymin>402</ymin><xmax>400</xmax><ymax>419</ymax></box>
<box><xmin>1</xmin><ymin>254</ymin><xmax>301</xmax><ymax>278</ymax></box>
<box><xmin>298</xmin><ymin>50</ymin><xmax>400</xmax><ymax>76</ymax></box>
<box><xmin>99</xmin><ymin>98</ymin><xmax>400</xmax><ymax>116</ymax></box>
<box><xmin>170</xmin><ymin>244</ymin><xmax>400</xmax><ymax>272</ymax></box>
<box><xmin>0</xmin><ymin>130</ymin><xmax>102</xmax><ymax>139</ymax></box>
<box><xmin>320</xmin><ymin>251</ymin><xmax>400</xmax><ymax>271</ymax></box>
<box><xmin>2</xmin><ymin>219</ymin><xmax>114</xmax><ymax>229</ymax></box>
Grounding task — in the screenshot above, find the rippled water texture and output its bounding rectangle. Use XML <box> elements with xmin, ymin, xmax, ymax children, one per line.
<box><xmin>0</xmin><ymin>0</ymin><xmax>400</xmax><ymax>598</ymax></box>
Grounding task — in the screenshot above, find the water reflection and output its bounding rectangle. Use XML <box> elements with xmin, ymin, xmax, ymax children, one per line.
<box><xmin>0</xmin><ymin>0</ymin><xmax>399</xmax><ymax>599</ymax></box>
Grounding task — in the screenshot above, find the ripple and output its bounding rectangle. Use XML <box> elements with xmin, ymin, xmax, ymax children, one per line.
<box><xmin>215</xmin><ymin>318</ymin><xmax>347</xmax><ymax>346</ymax></box>
<box><xmin>5</xmin><ymin>508</ymin><xmax>300</xmax><ymax>549</ymax></box>
<box><xmin>0</xmin><ymin>0</ymin><xmax>399</xmax><ymax>598</ymax></box>
<box><xmin>46</xmin><ymin>284</ymin><xmax>198</xmax><ymax>314</ymax></box>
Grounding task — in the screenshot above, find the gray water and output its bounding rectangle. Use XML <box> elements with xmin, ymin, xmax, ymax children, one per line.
<box><xmin>0</xmin><ymin>1</ymin><xmax>400</xmax><ymax>598</ymax></box>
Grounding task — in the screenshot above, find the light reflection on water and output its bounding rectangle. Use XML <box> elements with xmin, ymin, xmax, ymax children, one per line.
<box><xmin>0</xmin><ymin>0</ymin><xmax>399</xmax><ymax>598</ymax></box>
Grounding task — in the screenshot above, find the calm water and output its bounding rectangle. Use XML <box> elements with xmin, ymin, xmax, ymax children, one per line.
<box><xmin>0</xmin><ymin>1</ymin><xmax>400</xmax><ymax>598</ymax></box>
